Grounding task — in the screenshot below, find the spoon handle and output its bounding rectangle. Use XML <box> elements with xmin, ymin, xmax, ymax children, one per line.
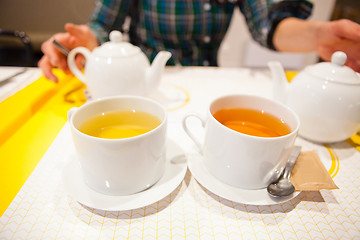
<box><xmin>283</xmin><ymin>146</ymin><xmax>302</xmax><ymax>179</ymax></box>
<box><xmin>52</xmin><ymin>39</ymin><xmax>70</xmax><ymax>56</ymax></box>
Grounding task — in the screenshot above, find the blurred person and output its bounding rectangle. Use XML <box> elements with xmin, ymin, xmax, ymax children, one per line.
<box><xmin>39</xmin><ymin>0</ymin><xmax>360</xmax><ymax>82</ymax></box>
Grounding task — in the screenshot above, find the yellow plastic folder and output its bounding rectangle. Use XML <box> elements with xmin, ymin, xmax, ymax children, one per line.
<box><xmin>0</xmin><ymin>70</ymin><xmax>86</xmax><ymax>216</ymax></box>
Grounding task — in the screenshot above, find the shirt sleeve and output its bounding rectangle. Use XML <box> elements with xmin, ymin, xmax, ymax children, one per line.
<box><xmin>88</xmin><ymin>0</ymin><xmax>132</xmax><ymax>44</ymax></box>
<box><xmin>238</xmin><ymin>0</ymin><xmax>313</xmax><ymax>50</ymax></box>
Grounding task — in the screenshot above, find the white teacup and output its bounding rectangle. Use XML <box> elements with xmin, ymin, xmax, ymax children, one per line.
<box><xmin>68</xmin><ymin>96</ymin><xmax>167</xmax><ymax>196</ymax></box>
<box><xmin>183</xmin><ymin>94</ymin><xmax>300</xmax><ymax>190</ymax></box>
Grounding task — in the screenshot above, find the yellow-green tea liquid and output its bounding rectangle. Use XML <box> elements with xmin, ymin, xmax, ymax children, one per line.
<box><xmin>78</xmin><ymin>110</ymin><xmax>161</xmax><ymax>139</ymax></box>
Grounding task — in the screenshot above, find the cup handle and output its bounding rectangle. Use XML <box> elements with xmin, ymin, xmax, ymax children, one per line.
<box><xmin>67</xmin><ymin>47</ymin><xmax>90</xmax><ymax>83</ymax></box>
<box><xmin>67</xmin><ymin>107</ymin><xmax>78</xmax><ymax>122</ymax></box>
<box><xmin>182</xmin><ymin>113</ymin><xmax>206</xmax><ymax>153</ymax></box>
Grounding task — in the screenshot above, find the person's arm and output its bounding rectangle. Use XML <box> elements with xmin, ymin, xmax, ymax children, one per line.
<box><xmin>88</xmin><ymin>0</ymin><xmax>132</xmax><ymax>44</ymax></box>
<box><xmin>273</xmin><ymin>18</ymin><xmax>360</xmax><ymax>72</ymax></box>
<box><xmin>237</xmin><ymin>0</ymin><xmax>313</xmax><ymax>49</ymax></box>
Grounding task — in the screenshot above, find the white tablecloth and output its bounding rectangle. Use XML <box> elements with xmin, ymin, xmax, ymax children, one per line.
<box><xmin>1</xmin><ymin>67</ymin><xmax>359</xmax><ymax>239</ymax></box>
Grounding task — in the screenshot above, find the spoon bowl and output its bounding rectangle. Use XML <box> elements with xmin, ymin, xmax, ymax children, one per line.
<box><xmin>267</xmin><ymin>177</ymin><xmax>296</xmax><ymax>197</ymax></box>
<box><xmin>267</xmin><ymin>146</ymin><xmax>301</xmax><ymax>197</ymax></box>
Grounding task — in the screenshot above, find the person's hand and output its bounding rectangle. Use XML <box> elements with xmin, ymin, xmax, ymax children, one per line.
<box><xmin>274</xmin><ymin>18</ymin><xmax>360</xmax><ymax>72</ymax></box>
<box><xmin>38</xmin><ymin>23</ymin><xmax>98</xmax><ymax>82</ymax></box>
<box><xmin>315</xmin><ymin>19</ymin><xmax>360</xmax><ymax>72</ymax></box>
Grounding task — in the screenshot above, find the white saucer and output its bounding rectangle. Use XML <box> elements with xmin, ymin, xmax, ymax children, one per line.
<box><xmin>187</xmin><ymin>154</ymin><xmax>300</xmax><ymax>205</ymax></box>
<box><xmin>85</xmin><ymin>84</ymin><xmax>189</xmax><ymax>111</ymax></box>
<box><xmin>62</xmin><ymin>140</ymin><xmax>187</xmax><ymax>211</ymax></box>
<box><xmin>149</xmin><ymin>83</ymin><xmax>189</xmax><ymax>111</ymax></box>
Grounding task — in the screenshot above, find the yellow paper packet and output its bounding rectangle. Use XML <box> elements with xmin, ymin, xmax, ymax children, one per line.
<box><xmin>290</xmin><ymin>151</ymin><xmax>339</xmax><ymax>191</ymax></box>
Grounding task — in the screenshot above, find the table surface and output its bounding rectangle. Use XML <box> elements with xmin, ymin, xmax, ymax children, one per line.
<box><xmin>0</xmin><ymin>67</ymin><xmax>359</xmax><ymax>239</ymax></box>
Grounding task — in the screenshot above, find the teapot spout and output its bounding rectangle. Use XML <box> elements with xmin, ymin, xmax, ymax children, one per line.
<box><xmin>267</xmin><ymin>61</ymin><xmax>289</xmax><ymax>103</ymax></box>
<box><xmin>146</xmin><ymin>51</ymin><xmax>172</xmax><ymax>94</ymax></box>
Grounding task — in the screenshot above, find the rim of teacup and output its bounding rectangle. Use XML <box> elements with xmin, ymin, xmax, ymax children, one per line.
<box><xmin>208</xmin><ymin>94</ymin><xmax>300</xmax><ymax>141</ymax></box>
<box><xmin>68</xmin><ymin>95</ymin><xmax>167</xmax><ymax>142</ymax></box>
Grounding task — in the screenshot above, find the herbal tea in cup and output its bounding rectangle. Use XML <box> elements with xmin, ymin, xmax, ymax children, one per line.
<box><xmin>68</xmin><ymin>96</ymin><xmax>167</xmax><ymax>196</ymax></box>
<box><xmin>183</xmin><ymin>94</ymin><xmax>300</xmax><ymax>190</ymax></box>
<box><xmin>78</xmin><ymin>110</ymin><xmax>162</xmax><ymax>139</ymax></box>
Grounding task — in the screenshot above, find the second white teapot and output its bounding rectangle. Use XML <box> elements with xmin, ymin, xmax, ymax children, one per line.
<box><xmin>268</xmin><ymin>51</ymin><xmax>360</xmax><ymax>143</ymax></box>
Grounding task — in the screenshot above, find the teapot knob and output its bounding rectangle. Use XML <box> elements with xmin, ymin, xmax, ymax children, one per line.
<box><xmin>109</xmin><ymin>31</ymin><xmax>123</xmax><ymax>43</ymax></box>
<box><xmin>331</xmin><ymin>51</ymin><xmax>347</xmax><ymax>66</ymax></box>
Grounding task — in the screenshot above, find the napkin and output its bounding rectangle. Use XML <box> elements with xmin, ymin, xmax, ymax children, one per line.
<box><xmin>290</xmin><ymin>150</ymin><xmax>339</xmax><ymax>191</ymax></box>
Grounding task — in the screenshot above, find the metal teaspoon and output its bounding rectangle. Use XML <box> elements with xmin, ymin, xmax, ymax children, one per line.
<box><xmin>267</xmin><ymin>145</ymin><xmax>302</xmax><ymax>197</ymax></box>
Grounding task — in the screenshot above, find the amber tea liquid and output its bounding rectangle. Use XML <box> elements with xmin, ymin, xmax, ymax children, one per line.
<box><xmin>212</xmin><ymin>108</ymin><xmax>291</xmax><ymax>137</ymax></box>
<box><xmin>78</xmin><ymin>110</ymin><xmax>162</xmax><ymax>139</ymax></box>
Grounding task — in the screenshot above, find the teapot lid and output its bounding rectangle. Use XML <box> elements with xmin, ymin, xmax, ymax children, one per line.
<box><xmin>92</xmin><ymin>31</ymin><xmax>140</xmax><ymax>57</ymax></box>
<box><xmin>305</xmin><ymin>51</ymin><xmax>360</xmax><ymax>84</ymax></box>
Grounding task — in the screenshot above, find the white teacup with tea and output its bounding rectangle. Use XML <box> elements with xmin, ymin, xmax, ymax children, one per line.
<box><xmin>183</xmin><ymin>94</ymin><xmax>300</xmax><ymax>190</ymax></box>
<box><xmin>68</xmin><ymin>96</ymin><xmax>167</xmax><ymax>196</ymax></box>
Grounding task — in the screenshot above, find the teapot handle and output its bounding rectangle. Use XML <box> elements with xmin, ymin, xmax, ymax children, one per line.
<box><xmin>67</xmin><ymin>47</ymin><xmax>90</xmax><ymax>83</ymax></box>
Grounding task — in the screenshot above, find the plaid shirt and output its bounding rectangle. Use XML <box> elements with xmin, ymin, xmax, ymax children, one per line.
<box><xmin>89</xmin><ymin>0</ymin><xmax>313</xmax><ymax>66</ymax></box>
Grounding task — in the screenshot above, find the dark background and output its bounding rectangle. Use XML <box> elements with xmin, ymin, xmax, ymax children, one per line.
<box><xmin>0</xmin><ymin>0</ymin><xmax>359</xmax><ymax>67</ymax></box>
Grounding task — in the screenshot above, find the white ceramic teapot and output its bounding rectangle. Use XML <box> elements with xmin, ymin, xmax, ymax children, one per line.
<box><xmin>268</xmin><ymin>51</ymin><xmax>360</xmax><ymax>143</ymax></box>
<box><xmin>68</xmin><ymin>30</ymin><xmax>171</xmax><ymax>99</ymax></box>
